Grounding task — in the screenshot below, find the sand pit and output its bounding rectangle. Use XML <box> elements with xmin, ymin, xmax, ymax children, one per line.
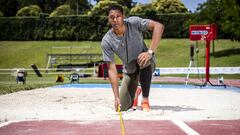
<box><xmin>0</xmin><ymin>85</ymin><xmax>240</xmax><ymax>125</ymax></box>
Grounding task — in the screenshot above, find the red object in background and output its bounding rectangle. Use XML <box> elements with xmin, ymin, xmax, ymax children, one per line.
<box><xmin>189</xmin><ymin>24</ymin><xmax>217</xmax><ymax>41</ymax></box>
<box><xmin>189</xmin><ymin>24</ymin><xmax>217</xmax><ymax>85</ymax></box>
<box><xmin>98</xmin><ymin>63</ymin><xmax>123</xmax><ymax>79</ymax></box>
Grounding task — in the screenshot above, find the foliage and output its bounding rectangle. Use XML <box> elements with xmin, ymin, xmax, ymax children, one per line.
<box><xmin>0</xmin><ymin>14</ymin><xmax>192</xmax><ymax>40</ymax></box>
<box><xmin>16</xmin><ymin>5</ymin><xmax>42</xmax><ymax>17</ymax></box>
<box><xmin>130</xmin><ymin>0</ymin><xmax>187</xmax><ymax>17</ymax></box>
<box><xmin>0</xmin><ymin>0</ymin><xmax>19</xmax><ymax>17</ymax></box>
<box><xmin>17</xmin><ymin>0</ymin><xmax>39</xmax><ymax>8</ymax></box>
<box><xmin>49</xmin><ymin>4</ymin><xmax>73</xmax><ymax>17</ymax></box>
<box><xmin>114</xmin><ymin>0</ymin><xmax>133</xmax><ymax>8</ymax></box>
<box><xmin>0</xmin><ymin>0</ymin><xmax>92</xmax><ymax>16</ymax></box>
<box><xmin>152</xmin><ymin>0</ymin><xmax>188</xmax><ymax>14</ymax></box>
<box><xmin>130</xmin><ymin>3</ymin><xmax>154</xmax><ymax>16</ymax></box>
<box><xmin>1</xmin><ymin>0</ymin><xmax>188</xmax><ymax>17</ymax></box>
<box><xmin>94</xmin><ymin>0</ymin><xmax>134</xmax><ymax>8</ymax></box>
<box><xmin>195</xmin><ymin>0</ymin><xmax>240</xmax><ymax>41</ymax></box>
<box><xmin>65</xmin><ymin>0</ymin><xmax>91</xmax><ymax>15</ymax></box>
<box><xmin>0</xmin><ymin>11</ymin><xmax>4</xmax><ymax>17</ymax></box>
<box><xmin>220</xmin><ymin>0</ymin><xmax>240</xmax><ymax>41</ymax></box>
<box><xmin>88</xmin><ymin>0</ymin><xmax>129</xmax><ymax>16</ymax></box>
<box><xmin>130</xmin><ymin>3</ymin><xmax>144</xmax><ymax>15</ymax></box>
<box><xmin>27</xmin><ymin>0</ymin><xmax>64</xmax><ymax>14</ymax></box>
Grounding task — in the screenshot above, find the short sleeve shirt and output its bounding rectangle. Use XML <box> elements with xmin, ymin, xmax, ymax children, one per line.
<box><xmin>101</xmin><ymin>16</ymin><xmax>150</xmax><ymax>73</ymax></box>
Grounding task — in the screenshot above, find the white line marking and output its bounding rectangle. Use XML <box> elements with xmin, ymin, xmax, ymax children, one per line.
<box><xmin>172</xmin><ymin>120</ymin><xmax>200</xmax><ymax>135</ymax></box>
<box><xmin>0</xmin><ymin>119</ymin><xmax>40</xmax><ymax>128</ymax></box>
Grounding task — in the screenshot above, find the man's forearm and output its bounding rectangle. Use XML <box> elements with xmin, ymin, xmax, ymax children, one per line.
<box><xmin>149</xmin><ymin>21</ymin><xmax>164</xmax><ymax>52</ymax></box>
<box><xmin>108</xmin><ymin>62</ymin><xmax>119</xmax><ymax>99</ymax></box>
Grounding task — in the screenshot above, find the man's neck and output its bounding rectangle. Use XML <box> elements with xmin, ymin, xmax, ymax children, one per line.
<box><xmin>113</xmin><ymin>24</ymin><xmax>125</xmax><ymax>36</ymax></box>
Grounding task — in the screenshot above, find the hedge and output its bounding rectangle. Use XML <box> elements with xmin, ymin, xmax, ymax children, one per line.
<box><xmin>0</xmin><ymin>14</ymin><xmax>224</xmax><ymax>41</ymax></box>
<box><xmin>0</xmin><ymin>15</ymin><xmax>109</xmax><ymax>41</ymax></box>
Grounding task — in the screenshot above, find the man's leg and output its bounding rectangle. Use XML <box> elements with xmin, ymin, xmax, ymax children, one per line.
<box><xmin>140</xmin><ymin>64</ymin><xmax>153</xmax><ymax>98</ymax></box>
<box><xmin>119</xmin><ymin>72</ymin><xmax>139</xmax><ymax>111</ymax></box>
<box><xmin>139</xmin><ymin>64</ymin><xmax>154</xmax><ymax>111</ymax></box>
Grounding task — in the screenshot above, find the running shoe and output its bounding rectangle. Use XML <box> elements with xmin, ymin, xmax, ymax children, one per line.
<box><xmin>131</xmin><ymin>87</ymin><xmax>142</xmax><ymax>110</ymax></box>
<box><xmin>141</xmin><ymin>101</ymin><xmax>151</xmax><ymax>112</ymax></box>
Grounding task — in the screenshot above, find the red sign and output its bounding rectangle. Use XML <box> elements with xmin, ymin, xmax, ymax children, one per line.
<box><xmin>189</xmin><ymin>24</ymin><xmax>217</xmax><ymax>41</ymax></box>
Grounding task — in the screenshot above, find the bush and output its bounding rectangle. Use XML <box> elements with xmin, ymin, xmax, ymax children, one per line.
<box><xmin>0</xmin><ymin>13</ymin><xmax>229</xmax><ymax>41</ymax></box>
<box><xmin>0</xmin><ymin>14</ymin><xmax>193</xmax><ymax>40</ymax></box>
<box><xmin>0</xmin><ymin>11</ymin><xmax>4</xmax><ymax>17</ymax></box>
<box><xmin>49</xmin><ymin>5</ymin><xmax>74</xmax><ymax>17</ymax></box>
<box><xmin>16</xmin><ymin>5</ymin><xmax>42</xmax><ymax>17</ymax></box>
<box><xmin>88</xmin><ymin>0</ymin><xmax>129</xmax><ymax>16</ymax></box>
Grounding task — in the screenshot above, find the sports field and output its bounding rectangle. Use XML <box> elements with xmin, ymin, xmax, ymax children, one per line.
<box><xmin>0</xmin><ymin>39</ymin><xmax>239</xmax><ymax>95</ymax></box>
<box><xmin>0</xmin><ymin>39</ymin><xmax>239</xmax><ymax>134</ymax></box>
<box><xmin>0</xmin><ymin>84</ymin><xmax>240</xmax><ymax>134</ymax></box>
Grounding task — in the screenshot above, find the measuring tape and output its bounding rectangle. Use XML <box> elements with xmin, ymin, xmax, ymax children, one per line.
<box><xmin>118</xmin><ymin>105</ymin><xmax>125</xmax><ymax>135</ymax></box>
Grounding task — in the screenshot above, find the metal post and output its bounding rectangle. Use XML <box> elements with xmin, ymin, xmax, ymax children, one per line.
<box><xmin>205</xmin><ymin>40</ymin><xmax>211</xmax><ymax>82</ymax></box>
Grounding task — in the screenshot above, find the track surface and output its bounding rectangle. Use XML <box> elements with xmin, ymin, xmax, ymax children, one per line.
<box><xmin>1</xmin><ymin>120</ymin><xmax>240</xmax><ymax>135</ymax></box>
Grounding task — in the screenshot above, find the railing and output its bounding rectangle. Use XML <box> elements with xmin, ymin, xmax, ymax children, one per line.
<box><xmin>155</xmin><ymin>67</ymin><xmax>240</xmax><ymax>75</ymax></box>
<box><xmin>1</xmin><ymin>67</ymin><xmax>239</xmax><ymax>75</ymax></box>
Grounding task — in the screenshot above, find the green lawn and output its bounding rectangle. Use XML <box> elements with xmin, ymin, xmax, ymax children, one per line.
<box><xmin>0</xmin><ymin>39</ymin><xmax>239</xmax><ymax>68</ymax></box>
<box><xmin>0</xmin><ymin>41</ymin><xmax>101</xmax><ymax>68</ymax></box>
<box><xmin>0</xmin><ymin>39</ymin><xmax>239</xmax><ymax>95</ymax></box>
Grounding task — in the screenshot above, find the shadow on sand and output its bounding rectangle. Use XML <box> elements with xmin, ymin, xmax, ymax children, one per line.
<box><xmin>151</xmin><ymin>105</ymin><xmax>202</xmax><ymax>112</ymax></box>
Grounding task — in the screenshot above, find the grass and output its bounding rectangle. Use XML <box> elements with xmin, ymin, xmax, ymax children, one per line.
<box><xmin>0</xmin><ymin>39</ymin><xmax>239</xmax><ymax>95</ymax></box>
<box><xmin>0</xmin><ymin>39</ymin><xmax>239</xmax><ymax>68</ymax></box>
<box><xmin>0</xmin><ymin>74</ymin><xmax>110</xmax><ymax>95</ymax></box>
<box><xmin>0</xmin><ymin>41</ymin><xmax>102</xmax><ymax>68</ymax></box>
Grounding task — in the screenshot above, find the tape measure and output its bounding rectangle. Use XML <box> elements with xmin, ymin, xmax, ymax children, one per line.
<box><xmin>118</xmin><ymin>105</ymin><xmax>125</xmax><ymax>135</ymax></box>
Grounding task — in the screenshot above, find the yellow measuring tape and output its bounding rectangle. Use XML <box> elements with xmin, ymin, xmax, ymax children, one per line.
<box><xmin>118</xmin><ymin>105</ymin><xmax>125</xmax><ymax>135</ymax></box>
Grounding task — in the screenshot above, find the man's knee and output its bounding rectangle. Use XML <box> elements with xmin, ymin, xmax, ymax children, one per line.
<box><xmin>120</xmin><ymin>101</ymin><xmax>132</xmax><ymax>111</ymax></box>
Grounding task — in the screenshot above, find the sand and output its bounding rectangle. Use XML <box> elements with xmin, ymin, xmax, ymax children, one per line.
<box><xmin>0</xmin><ymin>86</ymin><xmax>240</xmax><ymax>125</ymax></box>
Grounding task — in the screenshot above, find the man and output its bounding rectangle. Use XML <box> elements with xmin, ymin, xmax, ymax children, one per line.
<box><xmin>101</xmin><ymin>5</ymin><xmax>164</xmax><ymax>111</ymax></box>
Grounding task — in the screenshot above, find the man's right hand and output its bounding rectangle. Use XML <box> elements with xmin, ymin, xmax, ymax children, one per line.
<box><xmin>115</xmin><ymin>98</ymin><xmax>121</xmax><ymax>112</ymax></box>
<box><xmin>107</xmin><ymin>62</ymin><xmax>121</xmax><ymax>112</ymax></box>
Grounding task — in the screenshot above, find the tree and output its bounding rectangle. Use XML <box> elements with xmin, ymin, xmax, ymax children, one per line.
<box><xmin>17</xmin><ymin>0</ymin><xmax>67</xmax><ymax>13</ymax></box>
<box><xmin>0</xmin><ymin>0</ymin><xmax>20</xmax><ymax>16</ymax></box>
<box><xmin>220</xmin><ymin>0</ymin><xmax>240</xmax><ymax>41</ymax></box>
<box><xmin>88</xmin><ymin>0</ymin><xmax>129</xmax><ymax>16</ymax></box>
<box><xmin>130</xmin><ymin>3</ymin><xmax>157</xmax><ymax>18</ymax></box>
<box><xmin>115</xmin><ymin>0</ymin><xmax>133</xmax><ymax>8</ymax></box>
<box><xmin>17</xmin><ymin>0</ymin><xmax>39</xmax><ymax>8</ymax></box>
<box><xmin>43</xmin><ymin>0</ymin><xmax>63</xmax><ymax>13</ymax></box>
<box><xmin>66</xmin><ymin>0</ymin><xmax>91</xmax><ymax>14</ymax></box>
<box><xmin>0</xmin><ymin>11</ymin><xmax>4</xmax><ymax>17</ymax></box>
<box><xmin>17</xmin><ymin>0</ymin><xmax>64</xmax><ymax>14</ymax></box>
<box><xmin>152</xmin><ymin>0</ymin><xmax>188</xmax><ymax>14</ymax></box>
<box><xmin>130</xmin><ymin>3</ymin><xmax>148</xmax><ymax>15</ymax></box>
<box><xmin>94</xmin><ymin>0</ymin><xmax>134</xmax><ymax>8</ymax></box>
<box><xmin>49</xmin><ymin>4</ymin><xmax>73</xmax><ymax>17</ymax></box>
<box><xmin>195</xmin><ymin>0</ymin><xmax>240</xmax><ymax>41</ymax></box>
<box><xmin>16</xmin><ymin>5</ymin><xmax>42</xmax><ymax>16</ymax></box>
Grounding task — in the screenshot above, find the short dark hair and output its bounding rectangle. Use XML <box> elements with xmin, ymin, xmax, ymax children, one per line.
<box><xmin>107</xmin><ymin>5</ymin><xmax>123</xmax><ymax>15</ymax></box>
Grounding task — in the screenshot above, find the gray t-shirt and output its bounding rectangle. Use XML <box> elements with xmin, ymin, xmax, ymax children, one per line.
<box><xmin>101</xmin><ymin>16</ymin><xmax>150</xmax><ymax>74</ymax></box>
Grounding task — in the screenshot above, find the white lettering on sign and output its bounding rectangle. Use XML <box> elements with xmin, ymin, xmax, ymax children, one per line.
<box><xmin>191</xmin><ymin>30</ymin><xmax>208</xmax><ymax>35</ymax></box>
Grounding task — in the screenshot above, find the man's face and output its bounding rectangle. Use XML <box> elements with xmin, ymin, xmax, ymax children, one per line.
<box><xmin>108</xmin><ymin>10</ymin><xmax>124</xmax><ymax>30</ymax></box>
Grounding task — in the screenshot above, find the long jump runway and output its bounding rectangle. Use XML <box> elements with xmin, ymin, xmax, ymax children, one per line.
<box><xmin>0</xmin><ymin>84</ymin><xmax>240</xmax><ymax>135</ymax></box>
<box><xmin>1</xmin><ymin>120</ymin><xmax>240</xmax><ymax>135</ymax></box>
